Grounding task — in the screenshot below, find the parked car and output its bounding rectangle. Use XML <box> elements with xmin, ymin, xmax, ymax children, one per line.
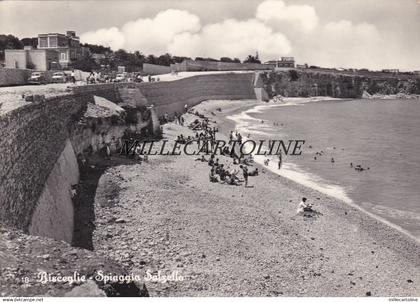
<box><xmin>114</xmin><ymin>73</ymin><xmax>126</xmax><ymax>82</ymax></box>
<box><xmin>51</xmin><ymin>72</ymin><xmax>69</xmax><ymax>83</ymax></box>
<box><xmin>133</xmin><ymin>73</ymin><xmax>144</xmax><ymax>83</ymax></box>
<box><xmin>28</xmin><ymin>72</ymin><xmax>46</xmax><ymax>85</ymax></box>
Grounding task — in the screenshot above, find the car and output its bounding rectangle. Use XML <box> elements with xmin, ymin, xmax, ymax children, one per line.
<box><xmin>51</xmin><ymin>72</ymin><xmax>69</xmax><ymax>83</ymax></box>
<box><xmin>28</xmin><ymin>72</ymin><xmax>46</xmax><ymax>85</ymax></box>
<box><xmin>114</xmin><ymin>73</ymin><xmax>126</xmax><ymax>82</ymax></box>
<box><xmin>133</xmin><ymin>74</ymin><xmax>144</xmax><ymax>83</ymax></box>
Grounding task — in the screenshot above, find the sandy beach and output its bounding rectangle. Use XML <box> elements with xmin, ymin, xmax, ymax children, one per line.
<box><xmin>90</xmin><ymin>99</ymin><xmax>419</xmax><ymax>297</ymax></box>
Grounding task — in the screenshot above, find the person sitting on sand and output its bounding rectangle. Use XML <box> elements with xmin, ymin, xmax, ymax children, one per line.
<box><xmin>208</xmin><ymin>154</ymin><xmax>215</xmax><ymax>166</ymax></box>
<box><xmin>297</xmin><ymin>197</ymin><xmax>312</xmax><ymax>214</ymax></box>
<box><xmin>215</xmin><ymin>163</ymin><xmax>224</xmax><ymax>175</ymax></box>
<box><xmin>209</xmin><ymin>168</ymin><xmax>218</xmax><ymax>182</ymax></box>
<box><xmin>195</xmin><ymin>155</ymin><xmax>207</xmax><ymax>162</ymax></box>
<box><xmin>248</xmin><ymin>167</ymin><xmax>259</xmax><ymax>176</ymax></box>
<box><xmin>225</xmin><ymin>174</ymin><xmax>240</xmax><ymax>186</ymax></box>
<box><xmin>214</xmin><ymin>158</ymin><xmax>220</xmax><ymax>167</ymax></box>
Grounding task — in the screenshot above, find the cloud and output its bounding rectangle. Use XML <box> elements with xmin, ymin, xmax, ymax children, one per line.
<box><xmin>81</xmin><ymin>9</ymin><xmax>201</xmax><ymax>54</ymax></box>
<box><xmin>79</xmin><ymin>1</ymin><xmax>399</xmax><ymax>69</ymax></box>
<box><xmin>307</xmin><ymin>20</ymin><xmax>384</xmax><ymax>69</ymax></box>
<box><xmin>79</xmin><ymin>27</ymin><xmax>125</xmax><ymax>50</ymax></box>
<box><xmin>168</xmin><ymin>19</ymin><xmax>292</xmax><ymax>60</ymax></box>
<box><xmin>120</xmin><ymin>9</ymin><xmax>201</xmax><ymax>54</ymax></box>
<box><xmin>256</xmin><ymin>0</ymin><xmax>318</xmax><ymax>33</ymax></box>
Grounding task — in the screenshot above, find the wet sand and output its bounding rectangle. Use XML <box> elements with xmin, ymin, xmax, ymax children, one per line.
<box><xmin>91</xmin><ymin>100</ymin><xmax>419</xmax><ymax>297</ymax></box>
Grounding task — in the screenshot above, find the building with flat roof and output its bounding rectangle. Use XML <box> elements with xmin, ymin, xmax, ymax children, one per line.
<box><xmin>277</xmin><ymin>57</ymin><xmax>295</xmax><ymax>68</ymax></box>
<box><xmin>37</xmin><ymin>31</ymin><xmax>82</xmax><ymax>68</ymax></box>
<box><xmin>5</xmin><ymin>46</ymin><xmax>59</xmax><ymax>71</ymax></box>
<box><xmin>382</xmin><ymin>69</ymin><xmax>399</xmax><ymax>73</ymax></box>
<box><xmin>264</xmin><ymin>57</ymin><xmax>295</xmax><ymax>68</ymax></box>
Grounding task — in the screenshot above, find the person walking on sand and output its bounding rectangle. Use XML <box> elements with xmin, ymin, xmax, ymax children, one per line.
<box><xmin>70</xmin><ymin>70</ymin><xmax>76</xmax><ymax>84</ymax></box>
<box><xmin>240</xmin><ymin>165</ymin><xmax>249</xmax><ymax>187</ymax></box>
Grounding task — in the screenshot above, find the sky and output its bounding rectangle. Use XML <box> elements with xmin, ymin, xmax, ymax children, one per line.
<box><xmin>1</xmin><ymin>0</ymin><xmax>420</xmax><ymax>70</ymax></box>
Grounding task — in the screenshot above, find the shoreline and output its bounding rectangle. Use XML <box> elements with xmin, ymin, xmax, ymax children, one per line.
<box><xmin>91</xmin><ymin>99</ymin><xmax>419</xmax><ymax>296</ymax></box>
<box><xmin>215</xmin><ymin>99</ymin><xmax>420</xmax><ymax>243</ymax></box>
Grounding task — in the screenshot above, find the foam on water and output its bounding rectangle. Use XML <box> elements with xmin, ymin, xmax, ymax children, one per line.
<box><xmin>227</xmin><ymin>101</ymin><xmax>353</xmax><ymax>204</ymax></box>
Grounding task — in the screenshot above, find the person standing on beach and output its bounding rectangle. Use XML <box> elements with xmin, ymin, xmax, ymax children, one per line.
<box><xmin>240</xmin><ymin>165</ymin><xmax>249</xmax><ymax>187</ymax></box>
<box><xmin>278</xmin><ymin>151</ymin><xmax>282</xmax><ymax>170</ymax></box>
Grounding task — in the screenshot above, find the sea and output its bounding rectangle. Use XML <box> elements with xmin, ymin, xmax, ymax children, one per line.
<box><xmin>228</xmin><ymin>97</ymin><xmax>420</xmax><ymax>241</ymax></box>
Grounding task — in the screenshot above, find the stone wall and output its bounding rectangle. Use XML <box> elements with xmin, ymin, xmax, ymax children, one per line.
<box><xmin>73</xmin><ymin>73</ymin><xmax>257</xmax><ymax>117</ymax></box>
<box><xmin>137</xmin><ymin>73</ymin><xmax>256</xmax><ymax>116</ymax></box>
<box><xmin>28</xmin><ymin>139</ymin><xmax>79</xmax><ymax>242</ymax></box>
<box><xmin>0</xmin><ymin>72</ymin><xmax>257</xmax><ymax>240</ymax></box>
<box><xmin>0</xmin><ymin>93</ymin><xmax>90</xmax><ymax>231</ymax></box>
<box><xmin>143</xmin><ymin>63</ymin><xmax>171</xmax><ymax>75</ymax></box>
<box><xmin>171</xmin><ymin>60</ymin><xmax>275</xmax><ymax>72</ymax></box>
<box><xmin>0</xmin><ymin>68</ymin><xmax>32</xmax><ymax>86</ymax></box>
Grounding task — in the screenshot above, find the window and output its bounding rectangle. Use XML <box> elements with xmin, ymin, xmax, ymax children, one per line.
<box><xmin>60</xmin><ymin>52</ymin><xmax>67</xmax><ymax>61</ymax></box>
<box><xmin>49</xmin><ymin>36</ymin><xmax>58</xmax><ymax>47</ymax></box>
<box><xmin>39</xmin><ymin>37</ymin><xmax>48</xmax><ymax>48</ymax></box>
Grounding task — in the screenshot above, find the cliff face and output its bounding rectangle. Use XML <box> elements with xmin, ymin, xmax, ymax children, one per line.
<box><xmin>260</xmin><ymin>70</ymin><xmax>420</xmax><ymax>98</ymax></box>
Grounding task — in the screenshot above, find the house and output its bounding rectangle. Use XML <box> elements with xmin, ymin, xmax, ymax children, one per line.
<box><xmin>382</xmin><ymin>69</ymin><xmax>399</xmax><ymax>73</ymax></box>
<box><xmin>5</xmin><ymin>46</ymin><xmax>59</xmax><ymax>71</ymax></box>
<box><xmin>277</xmin><ymin>57</ymin><xmax>295</xmax><ymax>68</ymax></box>
<box><xmin>37</xmin><ymin>31</ymin><xmax>82</xmax><ymax>68</ymax></box>
<box><xmin>265</xmin><ymin>57</ymin><xmax>295</xmax><ymax>68</ymax></box>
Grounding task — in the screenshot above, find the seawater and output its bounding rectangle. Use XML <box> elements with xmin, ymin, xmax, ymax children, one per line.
<box><xmin>227</xmin><ymin>98</ymin><xmax>420</xmax><ymax>241</ymax></box>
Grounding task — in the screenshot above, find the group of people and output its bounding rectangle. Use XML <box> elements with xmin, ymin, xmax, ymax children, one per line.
<box><xmin>203</xmin><ymin>153</ymin><xmax>256</xmax><ymax>187</ymax></box>
<box><xmin>162</xmin><ymin>112</ymin><xmax>185</xmax><ymax>125</ymax></box>
<box><xmin>177</xmin><ymin>106</ymin><xmax>321</xmax><ymax>216</ymax></box>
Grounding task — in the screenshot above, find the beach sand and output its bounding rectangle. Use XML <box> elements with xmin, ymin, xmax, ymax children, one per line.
<box><xmin>91</xmin><ymin>99</ymin><xmax>419</xmax><ymax>297</ymax></box>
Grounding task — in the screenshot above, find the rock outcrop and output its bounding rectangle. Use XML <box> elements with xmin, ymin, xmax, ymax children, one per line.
<box><xmin>260</xmin><ymin>70</ymin><xmax>420</xmax><ymax>99</ymax></box>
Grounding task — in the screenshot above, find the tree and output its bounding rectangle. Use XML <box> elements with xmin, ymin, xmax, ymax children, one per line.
<box><xmin>288</xmin><ymin>69</ymin><xmax>299</xmax><ymax>81</ymax></box>
<box><xmin>172</xmin><ymin>56</ymin><xmax>191</xmax><ymax>63</ymax></box>
<box><xmin>114</xmin><ymin>49</ymin><xmax>130</xmax><ymax>63</ymax></box>
<box><xmin>220</xmin><ymin>57</ymin><xmax>235</xmax><ymax>63</ymax></box>
<box><xmin>0</xmin><ymin>34</ymin><xmax>23</xmax><ymax>60</ymax></box>
<box><xmin>72</xmin><ymin>57</ymin><xmax>99</xmax><ymax>72</ymax></box>
<box><xmin>20</xmin><ymin>37</ymin><xmax>38</xmax><ymax>48</ymax></box>
<box><xmin>81</xmin><ymin>43</ymin><xmax>112</xmax><ymax>54</ymax></box>
<box><xmin>26</xmin><ymin>62</ymin><xmax>35</xmax><ymax>69</ymax></box>
<box><xmin>156</xmin><ymin>53</ymin><xmax>173</xmax><ymax>66</ymax></box>
<box><xmin>243</xmin><ymin>54</ymin><xmax>261</xmax><ymax>64</ymax></box>
<box><xmin>145</xmin><ymin>54</ymin><xmax>158</xmax><ymax>65</ymax></box>
<box><xmin>220</xmin><ymin>57</ymin><xmax>241</xmax><ymax>63</ymax></box>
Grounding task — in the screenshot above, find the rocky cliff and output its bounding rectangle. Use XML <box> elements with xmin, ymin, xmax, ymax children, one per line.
<box><xmin>260</xmin><ymin>70</ymin><xmax>420</xmax><ymax>98</ymax></box>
